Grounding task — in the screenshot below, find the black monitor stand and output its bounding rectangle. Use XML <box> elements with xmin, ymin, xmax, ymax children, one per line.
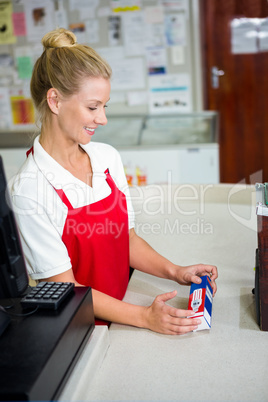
<box><xmin>0</xmin><ymin>286</ymin><xmax>95</xmax><ymax>401</ymax></box>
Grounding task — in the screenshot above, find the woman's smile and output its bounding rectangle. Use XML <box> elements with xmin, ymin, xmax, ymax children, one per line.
<box><xmin>84</xmin><ymin>127</ymin><xmax>96</xmax><ymax>136</ymax></box>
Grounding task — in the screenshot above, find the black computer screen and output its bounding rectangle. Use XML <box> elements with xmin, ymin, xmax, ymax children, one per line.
<box><xmin>0</xmin><ymin>156</ymin><xmax>28</xmax><ymax>298</ymax></box>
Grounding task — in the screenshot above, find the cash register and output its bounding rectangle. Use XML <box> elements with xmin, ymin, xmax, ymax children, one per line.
<box><xmin>0</xmin><ymin>156</ymin><xmax>95</xmax><ymax>400</ymax></box>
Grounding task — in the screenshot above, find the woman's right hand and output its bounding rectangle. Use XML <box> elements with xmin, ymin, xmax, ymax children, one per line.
<box><xmin>143</xmin><ymin>290</ymin><xmax>201</xmax><ymax>335</ymax></box>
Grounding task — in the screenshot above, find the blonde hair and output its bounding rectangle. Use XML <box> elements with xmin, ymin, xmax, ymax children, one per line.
<box><xmin>30</xmin><ymin>28</ymin><xmax>112</xmax><ymax>125</ymax></box>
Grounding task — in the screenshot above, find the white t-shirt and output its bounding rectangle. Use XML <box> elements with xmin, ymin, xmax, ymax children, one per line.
<box><xmin>10</xmin><ymin>136</ymin><xmax>135</xmax><ymax>280</ymax></box>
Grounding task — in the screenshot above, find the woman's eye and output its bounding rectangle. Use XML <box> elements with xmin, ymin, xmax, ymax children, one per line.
<box><xmin>89</xmin><ymin>107</ymin><xmax>97</xmax><ymax>111</ymax></box>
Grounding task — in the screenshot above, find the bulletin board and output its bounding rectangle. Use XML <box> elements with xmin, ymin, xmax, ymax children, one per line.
<box><xmin>0</xmin><ymin>0</ymin><xmax>202</xmax><ymax>131</ymax></box>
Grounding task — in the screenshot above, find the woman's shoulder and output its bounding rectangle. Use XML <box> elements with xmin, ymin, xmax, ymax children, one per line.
<box><xmin>9</xmin><ymin>155</ymin><xmax>42</xmax><ymax>198</ymax></box>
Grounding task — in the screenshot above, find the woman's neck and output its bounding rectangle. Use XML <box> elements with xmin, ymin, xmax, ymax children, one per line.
<box><xmin>40</xmin><ymin>122</ymin><xmax>93</xmax><ymax>186</ymax></box>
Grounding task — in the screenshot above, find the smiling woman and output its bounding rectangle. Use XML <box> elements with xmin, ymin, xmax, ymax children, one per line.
<box><xmin>10</xmin><ymin>28</ymin><xmax>218</xmax><ymax>335</ymax></box>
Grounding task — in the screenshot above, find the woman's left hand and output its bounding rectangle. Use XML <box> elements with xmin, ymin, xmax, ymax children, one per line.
<box><xmin>174</xmin><ymin>263</ymin><xmax>218</xmax><ymax>296</ymax></box>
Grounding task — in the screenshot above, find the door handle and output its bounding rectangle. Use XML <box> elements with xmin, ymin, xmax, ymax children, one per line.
<box><xmin>211</xmin><ymin>66</ymin><xmax>225</xmax><ymax>88</ymax></box>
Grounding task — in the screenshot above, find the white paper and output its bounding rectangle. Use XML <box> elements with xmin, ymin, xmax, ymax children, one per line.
<box><xmin>122</xmin><ymin>11</ymin><xmax>145</xmax><ymax>56</ymax></box>
<box><xmin>0</xmin><ymin>87</ymin><xmax>12</xmax><ymax>129</ymax></box>
<box><xmin>148</xmin><ymin>73</ymin><xmax>192</xmax><ymax>114</ymax></box>
<box><xmin>162</xmin><ymin>0</ymin><xmax>189</xmax><ymax>16</ymax></box>
<box><xmin>231</xmin><ymin>18</ymin><xmax>258</xmax><ymax>54</ymax></box>
<box><xmin>162</xmin><ymin>0</ymin><xmax>189</xmax><ymax>14</ymax></box>
<box><xmin>23</xmin><ymin>0</ymin><xmax>55</xmax><ymax>43</ymax></box>
<box><xmin>110</xmin><ymin>58</ymin><xmax>145</xmax><ymax>91</ymax></box>
<box><xmin>165</xmin><ymin>14</ymin><xmax>186</xmax><ymax>46</ymax></box>
<box><xmin>171</xmin><ymin>45</ymin><xmax>184</xmax><ymax>65</ymax></box>
<box><xmin>144</xmin><ymin>23</ymin><xmax>165</xmax><ymax>47</ymax></box>
<box><xmin>146</xmin><ymin>47</ymin><xmax>167</xmax><ymax>75</ymax></box>
<box><xmin>97</xmin><ymin>48</ymin><xmax>145</xmax><ymax>90</ymax></box>
<box><xmin>144</xmin><ymin>6</ymin><xmax>164</xmax><ymax>24</ymax></box>
<box><xmin>69</xmin><ymin>0</ymin><xmax>98</xmax><ymax>19</ymax></box>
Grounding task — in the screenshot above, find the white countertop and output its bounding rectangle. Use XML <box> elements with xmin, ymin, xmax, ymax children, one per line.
<box><xmin>60</xmin><ymin>184</ymin><xmax>268</xmax><ymax>402</ymax></box>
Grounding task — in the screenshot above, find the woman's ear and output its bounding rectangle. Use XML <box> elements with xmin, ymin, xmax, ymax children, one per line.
<box><xmin>47</xmin><ymin>88</ymin><xmax>60</xmax><ymax>114</ymax></box>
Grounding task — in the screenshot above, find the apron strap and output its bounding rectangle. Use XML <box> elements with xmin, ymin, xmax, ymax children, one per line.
<box><xmin>26</xmin><ymin>146</ymin><xmax>34</xmax><ymax>157</ymax></box>
<box><xmin>104</xmin><ymin>168</ymin><xmax>116</xmax><ymax>191</ymax></box>
<box><xmin>54</xmin><ymin>189</ymin><xmax>74</xmax><ymax>210</ymax></box>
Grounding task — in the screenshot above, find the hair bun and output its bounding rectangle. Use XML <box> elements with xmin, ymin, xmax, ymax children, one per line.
<box><xmin>42</xmin><ymin>28</ymin><xmax>77</xmax><ymax>50</ymax></box>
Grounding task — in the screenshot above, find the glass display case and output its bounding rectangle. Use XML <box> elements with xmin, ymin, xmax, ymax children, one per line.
<box><xmin>93</xmin><ymin>112</ymin><xmax>219</xmax><ymax>185</ymax></box>
<box><xmin>93</xmin><ymin>111</ymin><xmax>218</xmax><ymax>148</ymax></box>
<box><xmin>0</xmin><ymin>112</ymin><xmax>219</xmax><ymax>184</ymax></box>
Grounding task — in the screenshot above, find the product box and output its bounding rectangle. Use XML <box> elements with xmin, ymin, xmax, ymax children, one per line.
<box><xmin>188</xmin><ymin>275</ymin><xmax>213</xmax><ymax>331</ymax></box>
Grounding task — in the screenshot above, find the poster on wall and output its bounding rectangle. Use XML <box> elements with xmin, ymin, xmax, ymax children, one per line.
<box><xmin>148</xmin><ymin>73</ymin><xmax>192</xmax><ymax>114</ymax></box>
<box><xmin>24</xmin><ymin>0</ymin><xmax>55</xmax><ymax>43</ymax></box>
<box><xmin>0</xmin><ymin>0</ymin><xmax>16</xmax><ymax>44</ymax></box>
<box><xmin>164</xmin><ymin>13</ymin><xmax>186</xmax><ymax>46</ymax></box>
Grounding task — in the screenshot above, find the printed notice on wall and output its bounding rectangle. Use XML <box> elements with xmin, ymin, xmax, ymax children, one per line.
<box><xmin>231</xmin><ymin>18</ymin><xmax>268</xmax><ymax>54</ymax></box>
<box><xmin>24</xmin><ymin>0</ymin><xmax>55</xmax><ymax>43</ymax></box>
<box><xmin>0</xmin><ymin>1</ymin><xmax>16</xmax><ymax>44</ymax></box>
<box><xmin>164</xmin><ymin>14</ymin><xmax>186</xmax><ymax>46</ymax></box>
<box><xmin>231</xmin><ymin>18</ymin><xmax>258</xmax><ymax>54</ymax></box>
<box><xmin>149</xmin><ymin>73</ymin><xmax>192</xmax><ymax>114</ymax></box>
<box><xmin>110</xmin><ymin>57</ymin><xmax>145</xmax><ymax>91</ymax></box>
<box><xmin>122</xmin><ymin>11</ymin><xmax>145</xmax><ymax>56</ymax></box>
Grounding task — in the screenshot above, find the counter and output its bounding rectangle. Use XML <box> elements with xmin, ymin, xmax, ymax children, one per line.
<box><xmin>60</xmin><ymin>183</ymin><xmax>268</xmax><ymax>401</ymax></box>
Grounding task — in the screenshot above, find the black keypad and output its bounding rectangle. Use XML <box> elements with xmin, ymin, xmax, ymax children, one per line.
<box><xmin>21</xmin><ymin>282</ymin><xmax>74</xmax><ymax>310</ymax></box>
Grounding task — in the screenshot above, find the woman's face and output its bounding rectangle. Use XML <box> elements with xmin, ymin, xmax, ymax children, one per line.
<box><xmin>55</xmin><ymin>76</ymin><xmax>111</xmax><ymax>145</ymax></box>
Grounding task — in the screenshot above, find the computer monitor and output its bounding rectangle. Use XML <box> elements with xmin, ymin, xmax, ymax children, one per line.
<box><xmin>0</xmin><ymin>156</ymin><xmax>28</xmax><ymax>299</ymax></box>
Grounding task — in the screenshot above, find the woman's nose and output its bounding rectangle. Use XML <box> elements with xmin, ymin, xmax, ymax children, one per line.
<box><xmin>94</xmin><ymin>109</ymin><xmax>108</xmax><ymax>126</ymax></box>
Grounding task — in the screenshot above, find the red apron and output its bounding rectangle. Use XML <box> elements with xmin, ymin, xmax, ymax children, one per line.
<box><xmin>54</xmin><ymin>169</ymin><xmax>130</xmax><ymax>325</ymax></box>
<box><xmin>54</xmin><ymin>169</ymin><xmax>129</xmax><ymax>325</ymax></box>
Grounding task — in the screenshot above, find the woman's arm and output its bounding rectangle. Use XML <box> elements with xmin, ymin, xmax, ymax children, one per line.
<box><xmin>129</xmin><ymin>228</ymin><xmax>218</xmax><ymax>295</ymax></box>
<box><xmin>40</xmin><ymin>268</ymin><xmax>202</xmax><ymax>334</ymax></box>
